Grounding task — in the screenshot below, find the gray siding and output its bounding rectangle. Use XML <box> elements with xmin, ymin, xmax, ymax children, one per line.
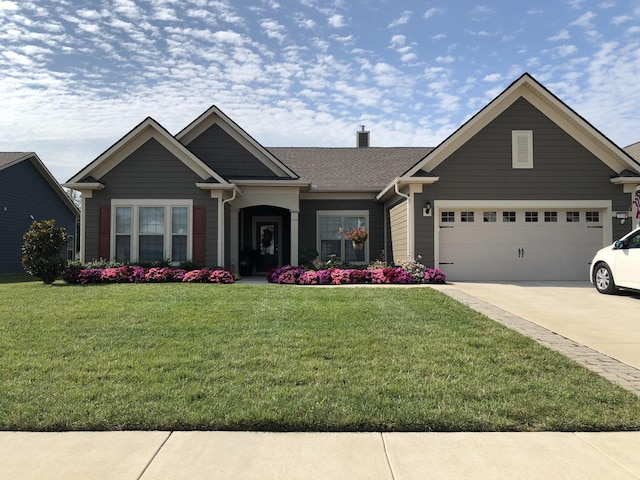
<box><xmin>299</xmin><ymin>199</ymin><xmax>385</xmax><ymax>261</ymax></box>
<box><xmin>0</xmin><ymin>159</ymin><xmax>77</xmax><ymax>274</ymax></box>
<box><xmin>413</xmin><ymin>98</ymin><xmax>630</xmax><ymax>265</ymax></box>
<box><xmin>85</xmin><ymin>138</ymin><xmax>219</xmax><ymax>266</ymax></box>
<box><xmin>184</xmin><ymin>124</ymin><xmax>279</xmax><ymax>179</ymax></box>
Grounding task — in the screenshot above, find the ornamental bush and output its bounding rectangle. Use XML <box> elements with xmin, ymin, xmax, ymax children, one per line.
<box><xmin>266</xmin><ymin>264</ymin><xmax>446</xmax><ymax>286</ymax></box>
<box><xmin>62</xmin><ymin>265</ymin><xmax>234</xmax><ymax>285</ymax></box>
<box><xmin>21</xmin><ymin>219</ymin><xmax>69</xmax><ymax>284</ymax></box>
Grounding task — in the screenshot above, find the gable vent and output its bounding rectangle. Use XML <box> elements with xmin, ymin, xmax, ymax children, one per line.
<box><xmin>357</xmin><ymin>126</ymin><xmax>370</xmax><ymax>148</ymax></box>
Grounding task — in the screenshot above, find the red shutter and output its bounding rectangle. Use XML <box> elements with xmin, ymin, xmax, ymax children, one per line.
<box><xmin>98</xmin><ymin>205</ymin><xmax>111</xmax><ymax>260</ymax></box>
<box><xmin>193</xmin><ymin>205</ymin><xmax>205</xmax><ymax>264</ymax></box>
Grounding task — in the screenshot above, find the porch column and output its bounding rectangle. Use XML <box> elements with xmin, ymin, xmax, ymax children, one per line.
<box><xmin>230</xmin><ymin>207</ymin><xmax>239</xmax><ymax>273</ymax></box>
<box><xmin>290</xmin><ymin>209</ymin><xmax>299</xmax><ymax>266</ymax></box>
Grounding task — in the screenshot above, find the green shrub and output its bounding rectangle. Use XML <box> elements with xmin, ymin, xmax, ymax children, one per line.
<box><xmin>21</xmin><ymin>219</ymin><xmax>69</xmax><ymax>284</ymax></box>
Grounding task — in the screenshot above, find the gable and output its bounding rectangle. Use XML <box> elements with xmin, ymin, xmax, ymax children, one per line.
<box><xmin>426</xmin><ymin>98</ymin><xmax>621</xmax><ymax>198</ymax></box>
<box><xmin>98</xmin><ymin>138</ymin><xmax>212</xmax><ymax>196</ymax></box>
<box><xmin>177</xmin><ymin>105</ymin><xmax>298</xmax><ymax>179</ymax></box>
<box><xmin>404</xmin><ymin>73</ymin><xmax>640</xmax><ymax>179</ymax></box>
<box><xmin>65</xmin><ymin>118</ymin><xmax>228</xmax><ymax>187</ymax></box>
<box><xmin>186</xmin><ymin>123</ymin><xmax>280</xmax><ymax>180</ymax></box>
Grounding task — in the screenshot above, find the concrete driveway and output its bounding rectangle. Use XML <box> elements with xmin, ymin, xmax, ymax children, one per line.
<box><xmin>433</xmin><ymin>281</ymin><xmax>640</xmax><ymax>371</ymax></box>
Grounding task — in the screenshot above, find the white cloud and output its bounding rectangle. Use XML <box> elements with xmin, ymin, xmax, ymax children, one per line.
<box><xmin>261</xmin><ymin>19</ymin><xmax>286</xmax><ymax>43</ymax></box>
<box><xmin>328</xmin><ymin>14</ymin><xmax>345</xmax><ymax>28</ymax></box>
<box><xmin>435</xmin><ymin>55</ymin><xmax>455</xmax><ymax>64</ymax></box>
<box><xmin>423</xmin><ymin>8</ymin><xmax>443</xmax><ymax>19</ymax></box>
<box><xmin>554</xmin><ymin>44</ymin><xmax>578</xmax><ymax>57</ymax></box>
<box><xmin>566</xmin><ymin>0</ymin><xmax>585</xmax><ymax>9</ymax></box>
<box><xmin>611</xmin><ymin>15</ymin><xmax>631</xmax><ymax>25</ymax></box>
<box><xmin>389</xmin><ymin>10</ymin><xmax>411</xmax><ymax>28</ymax></box>
<box><xmin>483</xmin><ymin>73</ymin><xmax>502</xmax><ymax>82</ymax></box>
<box><xmin>548</xmin><ymin>30</ymin><xmax>570</xmax><ymax>41</ymax></box>
<box><xmin>0</xmin><ymin>1</ymin><xmax>19</xmax><ymax>11</ymax></box>
<box><xmin>569</xmin><ymin>11</ymin><xmax>597</xmax><ymax>28</ymax></box>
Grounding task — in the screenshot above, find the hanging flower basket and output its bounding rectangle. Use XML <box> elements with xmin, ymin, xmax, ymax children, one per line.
<box><xmin>346</xmin><ymin>227</ymin><xmax>368</xmax><ymax>248</ymax></box>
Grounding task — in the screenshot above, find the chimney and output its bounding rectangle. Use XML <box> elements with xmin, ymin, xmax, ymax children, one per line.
<box><xmin>356</xmin><ymin>125</ymin><xmax>370</xmax><ymax>148</ymax></box>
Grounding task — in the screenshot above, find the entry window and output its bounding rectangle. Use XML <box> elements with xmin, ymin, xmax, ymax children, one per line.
<box><xmin>483</xmin><ymin>211</ymin><xmax>497</xmax><ymax>223</ymax></box>
<box><xmin>317</xmin><ymin>211</ymin><xmax>368</xmax><ymax>263</ymax></box>
<box><xmin>566</xmin><ymin>211</ymin><xmax>580</xmax><ymax>223</ymax></box>
<box><xmin>503</xmin><ymin>211</ymin><xmax>516</xmax><ymax>223</ymax></box>
<box><xmin>112</xmin><ymin>200</ymin><xmax>192</xmax><ymax>264</ymax></box>
<box><xmin>461</xmin><ymin>211</ymin><xmax>474</xmax><ymax>223</ymax></box>
<box><xmin>525</xmin><ymin>211</ymin><xmax>538</xmax><ymax>223</ymax></box>
<box><xmin>441</xmin><ymin>211</ymin><xmax>455</xmax><ymax>223</ymax></box>
<box><xmin>544</xmin><ymin>211</ymin><xmax>558</xmax><ymax>223</ymax></box>
<box><xmin>586</xmin><ymin>211</ymin><xmax>600</xmax><ymax>223</ymax></box>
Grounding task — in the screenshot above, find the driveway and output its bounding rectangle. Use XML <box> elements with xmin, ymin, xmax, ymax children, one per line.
<box><xmin>432</xmin><ymin>281</ymin><xmax>640</xmax><ymax>370</ymax></box>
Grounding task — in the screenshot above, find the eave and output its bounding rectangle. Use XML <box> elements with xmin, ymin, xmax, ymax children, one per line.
<box><xmin>376</xmin><ymin>176</ymin><xmax>440</xmax><ymax>202</ymax></box>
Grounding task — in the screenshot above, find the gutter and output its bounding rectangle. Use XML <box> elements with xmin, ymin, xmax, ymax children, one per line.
<box><xmin>394</xmin><ymin>180</ymin><xmax>412</xmax><ymax>259</ymax></box>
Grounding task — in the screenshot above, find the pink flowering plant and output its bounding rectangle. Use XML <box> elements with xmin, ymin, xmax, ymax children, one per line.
<box><xmin>266</xmin><ymin>260</ymin><xmax>446</xmax><ymax>286</ymax></box>
<box><xmin>63</xmin><ymin>263</ymin><xmax>234</xmax><ymax>285</ymax></box>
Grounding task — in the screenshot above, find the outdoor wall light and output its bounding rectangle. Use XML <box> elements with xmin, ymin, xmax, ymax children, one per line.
<box><xmin>423</xmin><ymin>200</ymin><xmax>432</xmax><ymax>217</ymax></box>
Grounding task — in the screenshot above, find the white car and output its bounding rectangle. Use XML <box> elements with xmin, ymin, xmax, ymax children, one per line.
<box><xmin>590</xmin><ymin>227</ymin><xmax>640</xmax><ymax>294</ymax></box>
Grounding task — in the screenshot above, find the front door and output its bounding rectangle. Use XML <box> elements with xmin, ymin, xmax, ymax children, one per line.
<box><xmin>256</xmin><ymin>221</ymin><xmax>279</xmax><ymax>272</ymax></box>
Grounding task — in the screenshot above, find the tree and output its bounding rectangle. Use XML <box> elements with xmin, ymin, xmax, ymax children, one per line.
<box><xmin>21</xmin><ymin>219</ymin><xmax>69</xmax><ymax>284</ymax></box>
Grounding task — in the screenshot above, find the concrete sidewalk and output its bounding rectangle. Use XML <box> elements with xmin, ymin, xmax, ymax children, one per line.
<box><xmin>2</xmin><ymin>431</ymin><xmax>640</xmax><ymax>479</ymax></box>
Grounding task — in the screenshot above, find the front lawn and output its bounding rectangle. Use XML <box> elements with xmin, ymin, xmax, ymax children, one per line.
<box><xmin>1</xmin><ymin>281</ymin><xmax>639</xmax><ymax>431</ymax></box>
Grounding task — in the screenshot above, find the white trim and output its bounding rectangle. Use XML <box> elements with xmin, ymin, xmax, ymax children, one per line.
<box><xmin>110</xmin><ymin>199</ymin><xmax>193</xmax><ymax>264</ymax></box>
<box><xmin>301</xmin><ymin>192</ymin><xmax>377</xmax><ymax>200</ymax></box>
<box><xmin>376</xmin><ymin>176</ymin><xmax>439</xmax><ymax>202</ymax></box>
<box><xmin>433</xmin><ymin>199</ymin><xmax>612</xmax><ymax>270</ymax></box>
<box><xmin>316</xmin><ymin>210</ymin><xmax>370</xmax><ymax>264</ymax></box>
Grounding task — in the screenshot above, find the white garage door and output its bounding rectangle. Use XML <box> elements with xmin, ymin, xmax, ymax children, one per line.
<box><xmin>438</xmin><ymin>207</ymin><xmax>607</xmax><ymax>281</ymax></box>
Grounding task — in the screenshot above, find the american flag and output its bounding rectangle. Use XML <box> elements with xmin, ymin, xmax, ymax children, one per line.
<box><xmin>635</xmin><ymin>191</ymin><xmax>640</xmax><ymax>219</ymax></box>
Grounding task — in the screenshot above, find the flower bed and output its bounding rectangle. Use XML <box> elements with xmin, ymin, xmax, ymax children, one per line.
<box><xmin>63</xmin><ymin>265</ymin><xmax>235</xmax><ymax>285</ymax></box>
<box><xmin>266</xmin><ymin>265</ymin><xmax>446</xmax><ymax>285</ymax></box>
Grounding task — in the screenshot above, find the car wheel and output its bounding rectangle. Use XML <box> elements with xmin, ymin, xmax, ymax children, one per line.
<box><xmin>594</xmin><ymin>263</ymin><xmax>617</xmax><ymax>294</ymax></box>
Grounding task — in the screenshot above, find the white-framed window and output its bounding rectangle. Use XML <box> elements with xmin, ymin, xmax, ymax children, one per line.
<box><xmin>112</xmin><ymin>199</ymin><xmax>192</xmax><ymax>264</ymax></box>
<box><xmin>525</xmin><ymin>211</ymin><xmax>538</xmax><ymax>223</ymax></box>
<box><xmin>441</xmin><ymin>211</ymin><xmax>455</xmax><ymax>223</ymax></box>
<box><xmin>544</xmin><ymin>211</ymin><xmax>558</xmax><ymax>223</ymax></box>
<box><xmin>461</xmin><ymin>211</ymin><xmax>474</xmax><ymax>222</ymax></box>
<box><xmin>586</xmin><ymin>211</ymin><xmax>600</xmax><ymax>223</ymax></box>
<box><xmin>512</xmin><ymin>130</ymin><xmax>533</xmax><ymax>169</ymax></box>
<box><xmin>317</xmin><ymin>210</ymin><xmax>368</xmax><ymax>263</ymax></box>
<box><xmin>483</xmin><ymin>211</ymin><xmax>497</xmax><ymax>223</ymax></box>
<box><xmin>503</xmin><ymin>211</ymin><xmax>516</xmax><ymax>223</ymax></box>
<box><xmin>566</xmin><ymin>211</ymin><xmax>580</xmax><ymax>223</ymax></box>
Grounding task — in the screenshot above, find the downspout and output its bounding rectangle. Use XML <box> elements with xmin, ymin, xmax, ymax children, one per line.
<box><xmin>394</xmin><ymin>180</ymin><xmax>412</xmax><ymax>259</ymax></box>
<box><xmin>218</xmin><ymin>187</ymin><xmax>237</xmax><ymax>269</ymax></box>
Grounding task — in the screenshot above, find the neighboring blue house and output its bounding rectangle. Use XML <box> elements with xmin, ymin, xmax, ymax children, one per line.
<box><xmin>0</xmin><ymin>152</ymin><xmax>79</xmax><ymax>274</ymax></box>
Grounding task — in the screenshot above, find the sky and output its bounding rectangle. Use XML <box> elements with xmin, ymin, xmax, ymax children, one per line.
<box><xmin>1</xmin><ymin>0</ymin><xmax>639</xmax><ymax>183</ymax></box>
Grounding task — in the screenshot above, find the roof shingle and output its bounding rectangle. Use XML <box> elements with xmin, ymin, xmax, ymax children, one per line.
<box><xmin>267</xmin><ymin>147</ymin><xmax>433</xmax><ymax>190</ymax></box>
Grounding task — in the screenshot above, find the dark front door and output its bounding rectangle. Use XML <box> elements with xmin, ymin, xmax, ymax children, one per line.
<box><xmin>257</xmin><ymin>222</ymin><xmax>279</xmax><ymax>272</ymax></box>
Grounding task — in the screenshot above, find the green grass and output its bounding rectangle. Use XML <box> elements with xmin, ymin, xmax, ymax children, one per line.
<box><xmin>1</xmin><ymin>281</ymin><xmax>640</xmax><ymax>432</ymax></box>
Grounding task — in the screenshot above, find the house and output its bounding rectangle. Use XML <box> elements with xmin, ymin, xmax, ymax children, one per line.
<box><xmin>64</xmin><ymin>73</ymin><xmax>640</xmax><ymax>281</ymax></box>
<box><xmin>0</xmin><ymin>152</ymin><xmax>79</xmax><ymax>274</ymax></box>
